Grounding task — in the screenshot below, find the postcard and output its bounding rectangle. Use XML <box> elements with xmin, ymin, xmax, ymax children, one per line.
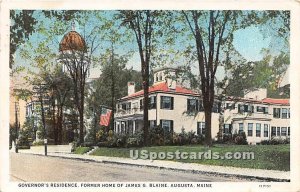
<box><xmin>0</xmin><ymin>0</ymin><xmax>299</xmax><ymax>192</ymax></box>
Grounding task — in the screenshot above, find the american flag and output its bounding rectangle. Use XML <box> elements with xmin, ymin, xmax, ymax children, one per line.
<box><xmin>100</xmin><ymin>108</ymin><xmax>112</xmax><ymax>126</ymax></box>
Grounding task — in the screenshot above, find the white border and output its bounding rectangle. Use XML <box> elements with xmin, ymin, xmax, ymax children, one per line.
<box><xmin>1</xmin><ymin>0</ymin><xmax>300</xmax><ymax>192</ymax></box>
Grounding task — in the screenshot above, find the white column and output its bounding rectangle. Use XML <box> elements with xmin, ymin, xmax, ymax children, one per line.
<box><xmin>133</xmin><ymin>120</ymin><xmax>136</xmax><ymax>134</ymax></box>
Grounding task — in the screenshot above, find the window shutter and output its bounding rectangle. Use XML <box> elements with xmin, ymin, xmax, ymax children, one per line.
<box><xmin>160</xmin><ymin>96</ymin><xmax>163</xmax><ymax>109</ymax></box>
<box><xmin>171</xmin><ymin>97</ymin><xmax>174</xmax><ymax>110</ymax></box>
<box><xmin>170</xmin><ymin>120</ymin><xmax>174</xmax><ymax>132</ymax></box>
<box><xmin>154</xmin><ymin>96</ymin><xmax>157</xmax><ymax>109</ymax></box>
<box><xmin>187</xmin><ymin>99</ymin><xmax>190</xmax><ymax>111</ymax></box>
<box><xmin>160</xmin><ymin>120</ymin><xmax>162</xmax><ymax>128</ymax></box>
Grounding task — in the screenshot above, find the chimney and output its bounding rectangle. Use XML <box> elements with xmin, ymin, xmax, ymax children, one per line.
<box><xmin>167</xmin><ymin>78</ymin><xmax>176</xmax><ymax>90</ymax></box>
<box><xmin>128</xmin><ymin>82</ymin><xmax>135</xmax><ymax>96</ymax></box>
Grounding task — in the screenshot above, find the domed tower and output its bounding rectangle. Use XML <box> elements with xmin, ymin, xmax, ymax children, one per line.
<box><xmin>59</xmin><ymin>31</ymin><xmax>87</xmax><ymax>52</ymax></box>
<box><xmin>58</xmin><ymin>21</ymin><xmax>89</xmax><ymax>76</ymax></box>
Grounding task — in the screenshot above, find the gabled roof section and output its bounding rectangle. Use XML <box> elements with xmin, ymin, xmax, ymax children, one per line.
<box><xmin>262</xmin><ymin>98</ymin><xmax>289</xmax><ymax>105</ymax></box>
<box><xmin>120</xmin><ymin>82</ymin><xmax>198</xmax><ymax>100</ymax></box>
<box><xmin>226</xmin><ymin>96</ymin><xmax>289</xmax><ymax>105</ymax></box>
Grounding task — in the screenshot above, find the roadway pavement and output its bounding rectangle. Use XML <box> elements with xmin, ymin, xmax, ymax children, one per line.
<box><xmin>14</xmin><ymin>146</ymin><xmax>290</xmax><ymax>182</ymax></box>
<box><xmin>10</xmin><ymin>153</ymin><xmax>251</xmax><ymax>182</ymax></box>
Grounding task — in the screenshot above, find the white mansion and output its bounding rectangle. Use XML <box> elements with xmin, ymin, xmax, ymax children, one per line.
<box><xmin>114</xmin><ymin>68</ymin><xmax>290</xmax><ymax>144</ymax></box>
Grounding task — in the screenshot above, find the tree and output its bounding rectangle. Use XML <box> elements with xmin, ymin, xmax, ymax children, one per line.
<box><xmin>91</xmin><ymin>52</ymin><xmax>142</xmax><ymax>125</ymax></box>
<box><xmin>58</xmin><ymin>17</ymin><xmax>102</xmax><ymax>144</ymax></box>
<box><xmin>119</xmin><ymin>10</ymin><xmax>161</xmax><ymax>146</ymax></box>
<box><xmin>182</xmin><ymin>11</ymin><xmax>242</xmax><ymax>146</ymax></box>
<box><xmin>10</xmin><ymin>10</ymin><xmax>37</xmax><ymax>68</ymax></box>
<box><xmin>43</xmin><ymin>66</ymin><xmax>72</xmax><ymax>144</ymax></box>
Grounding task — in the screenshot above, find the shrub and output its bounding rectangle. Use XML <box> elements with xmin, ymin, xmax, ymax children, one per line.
<box><xmin>32</xmin><ymin>140</ymin><xmax>44</xmax><ymax>146</ymax></box>
<box><xmin>232</xmin><ymin>132</ymin><xmax>248</xmax><ymax>145</ymax></box>
<box><xmin>150</xmin><ymin>125</ymin><xmax>167</xmax><ymax>146</ymax></box>
<box><xmin>126</xmin><ymin>131</ymin><xmax>144</xmax><ymax>147</ymax></box>
<box><xmin>222</xmin><ymin>133</ymin><xmax>233</xmax><ymax>143</ymax></box>
<box><xmin>260</xmin><ymin>140</ymin><xmax>270</xmax><ymax>145</ymax></box>
<box><xmin>261</xmin><ymin>137</ymin><xmax>290</xmax><ymax>145</ymax></box>
<box><xmin>172</xmin><ymin>129</ymin><xmax>203</xmax><ymax>145</ymax></box>
<box><xmin>82</xmin><ymin>141</ymin><xmax>94</xmax><ymax>147</ymax></box>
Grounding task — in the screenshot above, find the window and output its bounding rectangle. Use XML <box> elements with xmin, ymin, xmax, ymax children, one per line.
<box><xmin>212</xmin><ymin>102</ymin><xmax>220</xmax><ymax>113</ymax></box>
<box><xmin>149</xmin><ymin>96</ymin><xmax>156</xmax><ymax>109</ymax></box>
<box><xmin>248</xmin><ymin>123</ymin><xmax>253</xmax><ymax>137</ymax></box>
<box><xmin>238</xmin><ymin>104</ymin><xmax>251</xmax><ymax>113</ymax></box>
<box><xmin>264</xmin><ymin>124</ymin><xmax>268</xmax><ymax>137</ymax></box>
<box><xmin>238</xmin><ymin>104</ymin><xmax>245</xmax><ymax>113</ymax></box>
<box><xmin>281</xmin><ymin>127</ymin><xmax>287</xmax><ymax>136</ymax></box>
<box><xmin>282</xmin><ymin>108</ymin><xmax>288</xmax><ymax>119</ymax></box>
<box><xmin>249</xmin><ymin>105</ymin><xmax>254</xmax><ymax>113</ymax></box>
<box><xmin>271</xmin><ymin>126</ymin><xmax>276</xmax><ymax>136</ymax></box>
<box><xmin>277</xmin><ymin>127</ymin><xmax>281</xmax><ymax>136</ymax></box>
<box><xmin>160</xmin><ymin>120</ymin><xmax>173</xmax><ymax>132</ymax></box>
<box><xmin>187</xmin><ymin>98</ymin><xmax>199</xmax><ymax>112</ymax></box>
<box><xmin>273</xmin><ymin>108</ymin><xmax>281</xmax><ymax>118</ymax></box>
<box><xmin>117</xmin><ymin>123</ymin><xmax>120</xmax><ymax>133</ymax></box>
<box><xmin>132</xmin><ymin>102</ymin><xmax>139</xmax><ymax>110</ymax></box>
<box><xmin>257</xmin><ymin>106</ymin><xmax>268</xmax><ymax>114</ymax></box>
<box><xmin>140</xmin><ymin>99</ymin><xmax>144</xmax><ymax>110</ymax></box>
<box><xmin>122</xmin><ymin>103</ymin><xmax>127</xmax><ymax>110</ymax></box>
<box><xmin>126</xmin><ymin>103</ymin><xmax>131</xmax><ymax>111</ymax></box>
<box><xmin>149</xmin><ymin>120</ymin><xmax>157</xmax><ymax>129</ymax></box>
<box><xmin>264</xmin><ymin>107</ymin><xmax>269</xmax><ymax>114</ymax></box>
<box><xmin>288</xmin><ymin>127</ymin><xmax>290</xmax><ymax>136</ymax></box>
<box><xmin>226</xmin><ymin>103</ymin><xmax>235</xmax><ymax>110</ymax></box>
<box><xmin>239</xmin><ymin>123</ymin><xmax>244</xmax><ymax>134</ymax></box>
<box><xmin>256</xmin><ymin>123</ymin><xmax>261</xmax><ymax>137</ymax></box>
<box><xmin>197</xmin><ymin>122</ymin><xmax>206</xmax><ymax>135</ymax></box>
<box><xmin>223</xmin><ymin>124</ymin><xmax>231</xmax><ymax>134</ymax></box>
<box><xmin>121</xmin><ymin>103</ymin><xmax>131</xmax><ymax>111</ymax></box>
<box><xmin>128</xmin><ymin>121</ymin><xmax>133</xmax><ymax>135</ymax></box>
<box><xmin>121</xmin><ymin>121</ymin><xmax>126</xmax><ymax>134</ymax></box>
<box><xmin>161</xmin><ymin>96</ymin><xmax>174</xmax><ymax>110</ymax></box>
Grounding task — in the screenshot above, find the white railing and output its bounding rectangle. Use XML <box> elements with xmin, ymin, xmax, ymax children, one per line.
<box><xmin>115</xmin><ymin>108</ymin><xmax>143</xmax><ymax>117</ymax></box>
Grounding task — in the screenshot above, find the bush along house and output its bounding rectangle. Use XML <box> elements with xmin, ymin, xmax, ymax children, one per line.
<box><xmin>114</xmin><ymin>67</ymin><xmax>290</xmax><ymax>145</ymax></box>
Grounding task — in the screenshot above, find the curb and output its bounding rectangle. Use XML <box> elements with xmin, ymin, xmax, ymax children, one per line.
<box><xmin>17</xmin><ymin>152</ymin><xmax>290</xmax><ymax>182</ymax></box>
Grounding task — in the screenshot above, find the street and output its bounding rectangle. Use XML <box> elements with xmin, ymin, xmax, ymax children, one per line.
<box><xmin>10</xmin><ymin>153</ymin><xmax>252</xmax><ymax>182</ymax></box>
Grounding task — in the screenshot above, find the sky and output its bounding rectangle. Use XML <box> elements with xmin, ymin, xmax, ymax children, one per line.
<box><xmin>123</xmin><ymin>25</ymin><xmax>272</xmax><ymax>80</ymax></box>
<box><xmin>14</xmin><ymin>10</ymin><xmax>285</xmax><ymax>80</ymax></box>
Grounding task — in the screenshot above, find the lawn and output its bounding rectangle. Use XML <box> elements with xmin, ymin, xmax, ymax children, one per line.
<box><xmin>89</xmin><ymin>144</ymin><xmax>290</xmax><ymax>171</ymax></box>
<box><xmin>74</xmin><ymin>146</ymin><xmax>92</xmax><ymax>154</ymax></box>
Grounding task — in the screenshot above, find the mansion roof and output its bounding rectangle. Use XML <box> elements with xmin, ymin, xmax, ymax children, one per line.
<box><xmin>121</xmin><ymin>82</ymin><xmax>199</xmax><ymax>100</ymax></box>
<box><xmin>120</xmin><ymin>82</ymin><xmax>289</xmax><ymax>106</ymax></box>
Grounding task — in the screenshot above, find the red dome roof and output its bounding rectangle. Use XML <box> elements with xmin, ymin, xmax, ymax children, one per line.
<box><xmin>59</xmin><ymin>31</ymin><xmax>86</xmax><ymax>52</ymax></box>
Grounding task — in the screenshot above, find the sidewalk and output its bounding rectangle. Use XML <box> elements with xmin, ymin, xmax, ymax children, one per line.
<box><xmin>16</xmin><ymin>148</ymin><xmax>290</xmax><ymax>182</ymax></box>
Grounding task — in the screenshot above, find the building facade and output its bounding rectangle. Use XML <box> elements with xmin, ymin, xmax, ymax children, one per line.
<box><xmin>114</xmin><ymin>68</ymin><xmax>290</xmax><ymax>144</ymax></box>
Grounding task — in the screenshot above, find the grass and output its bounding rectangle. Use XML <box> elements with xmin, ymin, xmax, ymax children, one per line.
<box><xmin>74</xmin><ymin>147</ymin><xmax>92</xmax><ymax>154</ymax></box>
<box><xmin>90</xmin><ymin>144</ymin><xmax>290</xmax><ymax>171</ymax></box>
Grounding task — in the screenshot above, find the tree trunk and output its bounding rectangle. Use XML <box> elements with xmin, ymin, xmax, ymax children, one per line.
<box><xmin>58</xmin><ymin>106</ymin><xmax>63</xmax><ymax>144</ymax></box>
<box><xmin>204</xmin><ymin>109</ymin><xmax>213</xmax><ymax>146</ymax></box>
<box><xmin>143</xmin><ymin>70</ymin><xmax>149</xmax><ymax>146</ymax></box>
<box><xmin>52</xmin><ymin>102</ymin><xmax>57</xmax><ymax>145</ymax></box>
<box><xmin>111</xmin><ymin>44</ymin><xmax>115</xmax><ymax>131</ymax></box>
<box><xmin>79</xmin><ymin>90</ymin><xmax>85</xmax><ymax>144</ymax></box>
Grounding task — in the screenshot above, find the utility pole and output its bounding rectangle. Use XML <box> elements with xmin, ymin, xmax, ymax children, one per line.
<box><xmin>14</xmin><ymin>101</ymin><xmax>19</xmax><ymax>153</ymax></box>
<box><xmin>33</xmin><ymin>83</ymin><xmax>48</xmax><ymax>156</ymax></box>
